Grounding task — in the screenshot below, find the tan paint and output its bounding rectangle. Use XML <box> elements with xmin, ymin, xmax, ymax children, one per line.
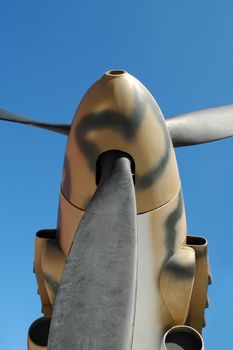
<box><xmin>57</xmin><ymin>190</ymin><xmax>84</xmax><ymax>256</ymax></box>
<box><xmin>132</xmin><ymin>190</ymin><xmax>195</xmax><ymax>350</ymax></box>
<box><xmin>186</xmin><ymin>236</ymin><xmax>210</xmax><ymax>333</ymax></box>
<box><xmin>34</xmin><ymin>231</ymin><xmax>55</xmax><ymax>317</ymax></box>
<box><xmin>42</xmin><ymin>238</ymin><xmax>66</xmax><ymax>305</ymax></box>
<box><xmin>62</xmin><ymin>70</ymin><xmax>180</xmax><ymax>214</ymax></box>
<box><xmin>30</xmin><ymin>70</ymin><xmax>210</xmax><ymax>348</ymax></box>
<box><xmin>160</xmin><ymin>246</ymin><xmax>195</xmax><ymax>325</ymax></box>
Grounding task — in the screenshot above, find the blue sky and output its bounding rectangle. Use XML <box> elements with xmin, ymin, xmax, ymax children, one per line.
<box><xmin>1</xmin><ymin>0</ymin><xmax>233</xmax><ymax>348</ymax></box>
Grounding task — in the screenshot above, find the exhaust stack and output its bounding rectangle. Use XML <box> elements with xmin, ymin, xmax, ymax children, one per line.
<box><xmin>161</xmin><ymin>325</ymin><xmax>204</xmax><ymax>350</ymax></box>
<box><xmin>28</xmin><ymin>317</ymin><xmax>51</xmax><ymax>350</ymax></box>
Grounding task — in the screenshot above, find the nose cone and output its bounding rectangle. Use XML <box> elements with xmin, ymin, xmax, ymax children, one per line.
<box><xmin>62</xmin><ymin>70</ymin><xmax>180</xmax><ymax>213</ymax></box>
<box><xmin>104</xmin><ymin>69</ymin><xmax>126</xmax><ymax>76</ymax></box>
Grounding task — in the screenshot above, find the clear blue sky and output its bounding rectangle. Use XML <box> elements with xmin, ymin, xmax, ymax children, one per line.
<box><xmin>1</xmin><ymin>0</ymin><xmax>233</xmax><ymax>348</ymax></box>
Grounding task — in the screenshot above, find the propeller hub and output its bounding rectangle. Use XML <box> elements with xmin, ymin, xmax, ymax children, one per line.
<box><xmin>62</xmin><ymin>70</ymin><xmax>180</xmax><ymax>213</ymax></box>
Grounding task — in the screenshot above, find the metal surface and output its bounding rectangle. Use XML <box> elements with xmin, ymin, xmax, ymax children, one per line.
<box><xmin>34</xmin><ymin>230</ymin><xmax>57</xmax><ymax>317</ymax></box>
<box><xmin>167</xmin><ymin>104</ymin><xmax>233</xmax><ymax>146</ymax></box>
<box><xmin>0</xmin><ymin>70</ymin><xmax>220</xmax><ymax>349</ymax></box>
<box><xmin>161</xmin><ymin>326</ymin><xmax>204</xmax><ymax>350</ymax></box>
<box><xmin>57</xmin><ymin>191</ymin><xmax>84</xmax><ymax>256</ymax></box>
<box><xmin>0</xmin><ymin>108</ymin><xmax>70</xmax><ymax>135</ymax></box>
<box><xmin>62</xmin><ymin>70</ymin><xmax>180</xmax><ymax>214</ymax></box>
<box><xmin>28</xmin><ymin>317</ymin><xmax>51</xmax><ymax>350</ymax></box>
<box><xmin>48</xmin><ymin>152</ymin><xmax>137</xmax><ymax>350</ymax></box>
<box><xmin>185</xmin><ymin>236</ymin><xmax>211</xmax><ymax>333</ymax></box>
<box><xmin>29</xmin><ymin>71</ymin><xmax>209</xmax><ymax>349</ymax></box>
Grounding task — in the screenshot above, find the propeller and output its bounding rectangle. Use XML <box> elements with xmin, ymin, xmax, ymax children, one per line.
<box><xmin>2</xmin><ymin>103</ymin><xmax>233</xmax><ymax>146</ymax></box>
<box><xmin>0</xmin><ymin>108</ymin><xmax>70</xmax><ymax>135</ymax></box>
<box><xmin>167</xmin><ymin>104</ymin><xmax>233</xmax><ymax>147</ymax></box>
<box><xmin>48</xmin><ymin>152</ymin><xmax>137</xmax><ymax>350</ymax></box>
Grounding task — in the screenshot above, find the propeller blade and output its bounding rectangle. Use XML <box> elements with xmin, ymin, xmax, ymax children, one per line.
<box><xmin>166</xmin><ymin>104</ymin><xmax>233</xmax><ymax>146</ymax></box>
<box><xmin>0</xmin><ymin>108</ymin><xmax>70</xmax><ymax>135</ymax></box>
<box><xmin>48</xmin><ymin>152</ymin><xmax>137</xmax><ymax>350</ymax></box>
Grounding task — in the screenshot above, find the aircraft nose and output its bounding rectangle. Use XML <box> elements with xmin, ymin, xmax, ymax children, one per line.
<box><xmin>63</xmin><ymin>69</ymin><xmax>180</xmax><ymax>214</ymax></box>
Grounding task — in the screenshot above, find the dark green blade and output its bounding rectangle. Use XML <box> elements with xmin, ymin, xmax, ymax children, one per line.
<box><xmin>166</xmin><ymin>104</ymin><xmax>233</xmax><ymax>146</ymax></box>
<box><xmin>48</xmin><ymin>153</ymin><xmax>137</xmax><ymax>350</ymax></box>
<box><xmin>0</xmin><ymin>108</ymin><xmax>70</xmax><ymax>135</ymax></box>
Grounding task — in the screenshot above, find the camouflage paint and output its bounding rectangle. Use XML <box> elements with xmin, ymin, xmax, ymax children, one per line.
<box><xmin>29</xmin><ymin>71</ymin><xmax>209</xmax><ymax>349</ymax></box>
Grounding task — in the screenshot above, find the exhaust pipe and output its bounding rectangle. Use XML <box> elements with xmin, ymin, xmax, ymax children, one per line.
<box><xmin>161</xmin><ymin>325</ymin><xmax>204</xmax><ymax>350</ymax></box>
<box><xmin>27</xmin><ymin>317</ymin><xmax>51</xmax><ymax>350</ymax></box>
<box><xmin>34</xmin><ymin>230</ymin><xmax>56</xmax><ymax>316</ymax></box>
<box><xmin>186</xmin><ymin>235</ymin><xmax>211</xmax><ymax>332</ymax></box>
<box><xmin>42</xmin><ymin>237</ymin><xmax>66</xmax><ymax>305</ymax></box>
